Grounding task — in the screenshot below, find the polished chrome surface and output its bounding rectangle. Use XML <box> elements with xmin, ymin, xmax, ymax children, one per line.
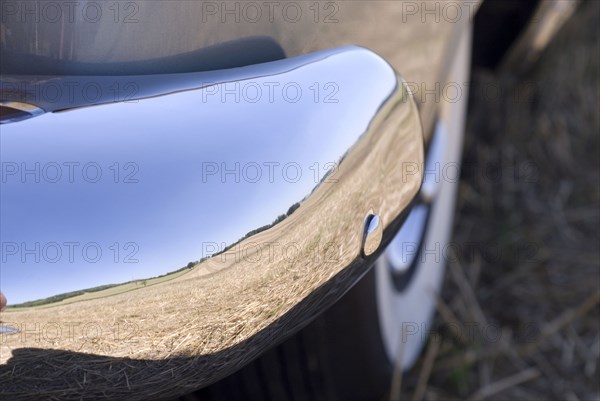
<box><xmin>420</xmin><ymin>122</ymin><xmax>446</xmax><ymax>203</ymax></box>
<box><xmin>0</xmin><ymin>47</ymin><xmax>423</xmax><ymax>399</ymax></box>
<box><xmin>0</xmin><ymin>325</ymin><xmax>17</xmax><ymax>334</ymax></box>
<box><xmin>386</xmin><ymin>205</ymin><xmax>429</xmax><ymax>276</ymax></box>
<box><xmin>386</xmin><ymin>122</ymin><xmax>446</xmax><ymax>278</ymax></box>
<box><xmin>376</xmin><ymin>24</ymin><xmax>472</xmax><ymax>369</ymax></box>
<box><xmin>0</xmin><ymin>101</ymin><xmax>44</xmax><ymax>123</ymax></box>
<box><xmin>362</xmin><ymin>213</ymin><xmax>383</xmax><ymax>257</ymax></box>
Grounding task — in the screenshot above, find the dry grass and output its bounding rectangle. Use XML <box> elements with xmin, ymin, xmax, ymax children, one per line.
<box><xmin>398</xmin><ymin>2</ymin><xmax>600</xmax><ymax>400</ymax></box>
<box><xmin>7</xmin><ymin>268</ymin><xmax>194</xmax><ymax>311</ymax></box>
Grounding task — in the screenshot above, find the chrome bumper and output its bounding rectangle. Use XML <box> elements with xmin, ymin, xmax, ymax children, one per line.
<box><xmin>0</xmin><ymin>47</ymin><xmax>423</xmax><ymax>399</ymax></box>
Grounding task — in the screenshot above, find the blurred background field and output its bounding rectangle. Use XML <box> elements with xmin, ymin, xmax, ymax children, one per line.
<box><xmin>400</xmin><ymin>1</ymin><xmax>600</xmax><ymax>400</ymax></box>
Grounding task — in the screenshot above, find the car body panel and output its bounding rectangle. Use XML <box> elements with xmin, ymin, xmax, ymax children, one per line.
<box><xmin>1</xmin><ymin>0</ymin><xmax>480</xmax><ymax>138</ymax></box>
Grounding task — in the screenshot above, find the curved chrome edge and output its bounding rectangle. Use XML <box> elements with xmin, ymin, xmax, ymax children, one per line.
<box><xmin>0</xmin><ymin>46</ymin><xmax>423</xmax><ymax>400</ymax></box>
<box><xmin>1</xmin><ymin>46</ymin><xmax>369</xmax><ymax>114</ymax></box>
<box><xmin>0</xmin><ymin>101</ymin><xmax>44</xmax><ymax>123</ymax></box>
<box><xmin>386</xmin><ymin>121</ymin><xmax>446</xmax><ymax>278</ymax></box>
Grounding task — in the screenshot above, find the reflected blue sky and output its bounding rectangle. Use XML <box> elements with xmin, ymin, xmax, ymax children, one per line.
<box><xmin>0</xmin><ymin>48</ymin><xmax>396</xmax><ymax>304</ymax></box>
